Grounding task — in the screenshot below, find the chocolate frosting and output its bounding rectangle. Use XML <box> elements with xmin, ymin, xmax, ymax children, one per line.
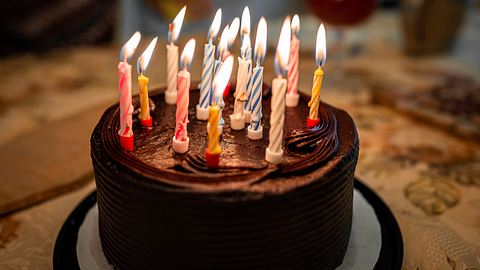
<box><xmin>97</xmin><ymin>85</ymin><xmax>340</xmax><ymax>190</ymax></box>
<box><xmin>91</xmin><ymin>86</ymin><xmax>359</xmax><ymax>269</ymax></box>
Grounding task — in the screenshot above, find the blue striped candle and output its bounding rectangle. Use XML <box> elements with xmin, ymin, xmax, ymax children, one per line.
<box><xmin>244</xmin><ymin>47</ymin><xmax>253</xmax><ymax>112</ymax></box>
<box><xmin>249</xmin><ymin>65</ymin><xmax>263</xmax><ymax>131</ymax></box>
<box><xmin>199</xmin><ymin>43</ymin><xmax>214</xmax><ymax>109</ymax></box>
<box><xmin>211</xmin><ymin>59</ymin><xmax>224</xmax><ymax>125</ymax></box>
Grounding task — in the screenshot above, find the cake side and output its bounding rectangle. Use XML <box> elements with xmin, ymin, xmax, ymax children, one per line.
<box><xmin>91</xmin><ymin>87</ymin><xmax>359</xmax><ymax>269</ymax></box>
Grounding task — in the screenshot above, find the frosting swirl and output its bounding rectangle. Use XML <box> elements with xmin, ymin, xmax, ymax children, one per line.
<box><xmin>99</xmin><ymin>87</ymin><xmax>339</xmax><ymax>188</ymax></box>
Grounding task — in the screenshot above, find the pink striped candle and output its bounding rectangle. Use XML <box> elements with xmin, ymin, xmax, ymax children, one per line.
<box><xmin>173</xmin><ymin>39</ymin><xmax>196</xmax><ymax>154</ymax></box>
<box><xmin>118</xmin><ymin>62</ymin><xmax>134</xmax><ymax>138</ymax></box>
<box><xmin>286</xmin><ymin>15</ymin><xmax>300</xmax><ymax>107</ymax></box>
<box><xmin>175</xmin><ymin>71</ymin><xmax>190</xmax><ymax>141</ymax></box>
<box><xmin>118</xmin><ymin>31</ymin><xmax>141</xmax><ymax>151</ymax></box>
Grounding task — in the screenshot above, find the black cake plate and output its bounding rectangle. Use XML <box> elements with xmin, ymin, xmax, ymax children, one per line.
<box><xmin>53</xmin><ymin>179</ymin><xmax>403</xmax><ymax>270</ymax></box>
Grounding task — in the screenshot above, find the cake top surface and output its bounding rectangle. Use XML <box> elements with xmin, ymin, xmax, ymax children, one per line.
<box><xmin>92</xmin><ymin>86</ymin><xmax>355</xmax><ymax>192</ymax></box>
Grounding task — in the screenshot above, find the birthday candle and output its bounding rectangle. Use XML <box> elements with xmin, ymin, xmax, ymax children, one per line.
<box><xmin>165</xmin><ymin>6</ymin><xmax>186</xmax><ymax>105</ymax></box>
<box><xmin>307</xmin><ymin>24</ymin><xmax>327</xmax><ymax>128</ymax></box>
<box><xmin>241</xmin><ymin>6</ymin><xmax>254</xmax><ymax>123</ymax></box>
<box><xmin>209</xmin><ymin>25</ymin><xmax>229</xmax><ymax>131</ymax></box>
<box><xmin>286</xmin><ymin>15</ymin><xmax>300</xmax><ymax>107</ymax></box>
<box><xmin>173</xmin><ymin>39</ymin><xmax>196</xmax><ymax>154</ymax></box>
<box><xmin>118</xmin><ymin>31</ymin><xmax>141</xmax><ymax>151</ymax></box>
<box><xmin>243</xmin><ymin>55</ymin><xmax>253</xmax><ymax>124</ymax></box>
<box><xmin>197</xmin><ymin>9</ymin><xmax>221</xmax><ymax>121</ymax></box>
<box><xmin>206</xmin><ymin>56</ymin><xmax>234</xmax><ymax>168</ymax></box>
<box><xmin>230</xmin><ymin>35</ymin><xmax>251</xmax><ymax>130</ymax></box>
<box><xmin>266</xmin><ymin>17</ymin><xmax>291</xmax><ymax>164</ymax></box>
<box><xmin>136</xmin><ymin>37</ymin><xmax>158</xmax><ymax>127</ymax></box>
<box><xmin>248</xmin><ymin>17</ymin><xmax>267</xmax><ymax>140</ymax></box>
<box><xmin>207</xmin><ymin>104</ymin><xmax>221</xmax><ymax>156</ymax></box>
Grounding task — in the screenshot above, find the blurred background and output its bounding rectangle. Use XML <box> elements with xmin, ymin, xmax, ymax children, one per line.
<box><xmin>0</xmin><ymin>1</ymin><xmax>479</xmax><ymax>269</ymax></box>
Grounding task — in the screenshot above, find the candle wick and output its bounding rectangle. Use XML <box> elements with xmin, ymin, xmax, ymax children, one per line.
<box><xmin>169</xmin><ymin>23</ymin><xmax>174</xmax><ymax>45</ymax></box>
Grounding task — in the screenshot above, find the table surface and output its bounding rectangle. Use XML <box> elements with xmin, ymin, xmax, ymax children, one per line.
<box><xmin>0</xmin><ymin>11</ymin><xmax>479</xmax><ymax>270</ymax></box>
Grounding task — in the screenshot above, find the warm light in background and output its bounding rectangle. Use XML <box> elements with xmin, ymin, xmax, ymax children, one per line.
<box><xmin>316</xmin><ymin>23</ymin><xmax>327</xmax><ymax>67</ymax></box>
<box><xmin>137</xmin><ymin>37</ymin><xmax>157</xmax><ymax>73</ymax></box>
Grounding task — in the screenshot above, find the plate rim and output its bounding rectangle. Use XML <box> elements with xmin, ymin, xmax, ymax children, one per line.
<box><xmin>53</xmin><ymin>178</ymin><xmax>403</xmax><ymax>270</ymax></box>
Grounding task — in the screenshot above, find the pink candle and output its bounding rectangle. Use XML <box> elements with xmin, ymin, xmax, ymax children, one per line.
<box><xmin>118</xmin><ymin>62</ymin><xmax>134</xmax><ymax>138</ymax></box>
<box><xmin>173</xmin><ymin>39</ymin><xmax>196</xmax><ymax>154</ymax></box>
<box><xmin>118</xmin><ymin>31</ymin><xmax>141</xmax><ymax>151</ymax></box>
<box><xmin>286</xmin><ymin>15</ymin><xmax>300</xmax><ymax>107</ymax></box>
<box><xmin>287</xmin><ymin>37</ymin><xmax>299</xmax><ymax>95</ymax></box>
<box><xmin>175</xmin><ymin>70</ymin><xmax>190</xmax><ymax>142</ymax></box>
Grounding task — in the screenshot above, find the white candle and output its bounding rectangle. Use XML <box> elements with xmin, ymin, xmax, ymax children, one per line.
<box><xmin>266</xmin><ymin>17</ymin><xmax>291</xmax><ymax>164</ymax></box>
<box><xmin>230</xmin><ymin>36</ymin><xmax>251</xmax><ymax>130</ymax></box>
<box><xmin>173</xmin><ymin>39</ymin><xmax>196</xmax><ymax>154</ymax></box>
<box><xmin>118</xmin><ymin>31</ymin><xmax>141</xmax><ymax>151</ymax></box>
<box><xmin>197</xmin><ymin>9</ymin><xmax>221</xmax><ymax>120</ymax></box>
<box><xmin>248</xmin><ymin>17</ymin><xmax>267</xmax><ymax>140</ymax></box>
<box><xmin>241</xmin><ymin>6</ymin><xmax>254</xmax><ymax>123</ymax></box>
<box><xmin>165</xmin><ymin>6</ymin><xmax>186</xmax><ymax>105</ymax></box>
<box><xmin>286</xmin><ymin>14</ymin><xmax>300</xmax><ymax>107</ymax></box>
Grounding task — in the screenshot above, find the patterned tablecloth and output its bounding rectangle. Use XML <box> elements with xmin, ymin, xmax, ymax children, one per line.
<box><xmin>0</xmin><ymin>11</ymin><xmax>479</xmax><ymax>270</ymax></box>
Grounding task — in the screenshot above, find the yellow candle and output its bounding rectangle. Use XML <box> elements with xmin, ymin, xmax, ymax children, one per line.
<box><xmin>138</xmin><ymin>74</ymin><xmax>150</xmax><ymax>121</ymax></box>
<box><xmin>308</xmin><ymin>66</ymin><xmax>324</xmax><ymax>120</ymax></box>
<box><xmin>207</xmin><ymin>103</ymin><xmax>221</xmax><ymax>155</ymax></box>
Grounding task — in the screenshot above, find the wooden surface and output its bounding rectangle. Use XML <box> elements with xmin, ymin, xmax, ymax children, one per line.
<box><xmin>0</xmin><ymin>103</ymin><xmax>108</xmax><ymax>216</ymax></box>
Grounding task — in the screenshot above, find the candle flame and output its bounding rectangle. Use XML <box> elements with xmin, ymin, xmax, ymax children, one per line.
<box><xmin>217</xmin><ymin>25</ymin><xmax>229</xmax><ymax>59</ymax></box>
<box><xmin>213</xmin><ymin>56</ymin><xmax>233</xmax><ymax>99</ymax></box>
<box><xmin>137</xmin><ymin>37</ymin><xmax>157</xmax><ymax>74</ymax></box>
<box><xmin>315</xmin><ymin>23</ymin><xmax>327</xmax><ymax>67</ymax></box>
<box><xmin>228</xmin><ymin>17</ymin><xmax>240</xmax><ymax>49</ymax></box>
<box><xmin>291</xmin><ymin>14</ymin><xmax>300</xmax><ymax>36</ymax></box>
<box><xmin>180</xmin><ymin>38</ymin><xmax>196</xmax><ymax>70</ymax></box>
<box><xmin>208</xmin><ymin>9</ymin><xmax>222</xmax><ymax>42</ymax></box>
<box><xmin>171</xmin><ymin>5</ymin><xmax>186</xmax><ymax>43</ymax></box>
<box><xmin>275</xmin><ymin>16</ymin><xmax>291</xmax><ymax>75</ymax></box>
<box><xmin>120</xmin><ymin>31</ymin><xmax>141</xmax><ymax>62</ymax></box>
<box><xmin>254</xmin><ymin>17</ymin><xmax>267</xmax><ymax>65</ymax></box>
<box><xmin>241</xmin><ymin>6</ymin><xmax>250</xmax><ymax>36</ymax></box>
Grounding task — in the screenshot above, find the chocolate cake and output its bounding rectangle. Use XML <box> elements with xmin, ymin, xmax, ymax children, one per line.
<box><xmin>90</xmin><ymin>85</ymin><xmax>359</xmax><ymax>269</ymax></box>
